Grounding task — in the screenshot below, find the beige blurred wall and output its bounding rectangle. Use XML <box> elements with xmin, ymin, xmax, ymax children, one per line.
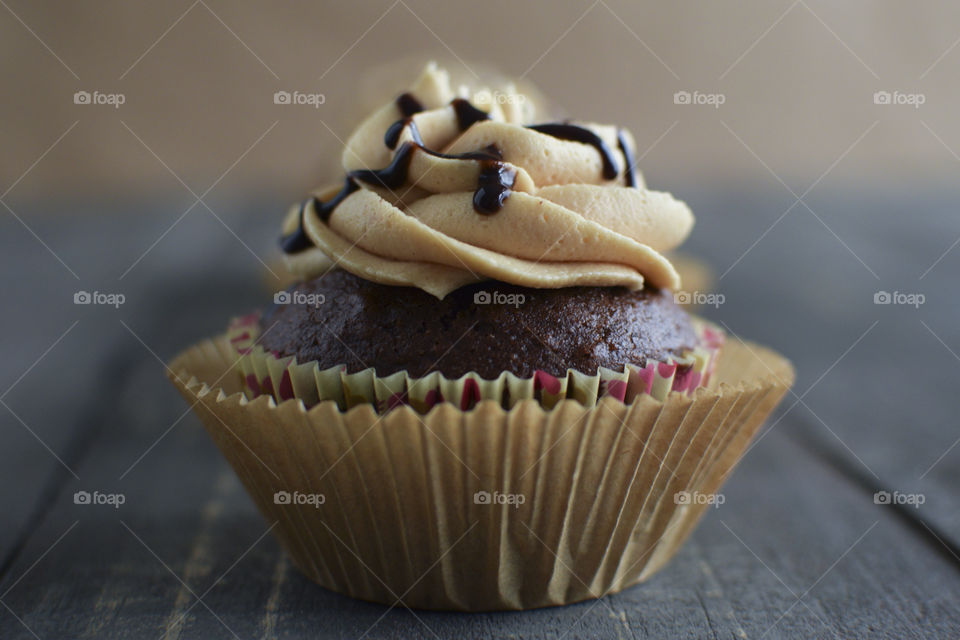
<box><xmin>2</xmin><ymin>0</ymin><xmax>959</xmax><ymax>207</ymax></box>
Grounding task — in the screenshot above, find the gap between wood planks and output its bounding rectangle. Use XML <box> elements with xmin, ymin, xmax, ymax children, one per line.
<box><xmin>0</xmin><ymin>346</ymin><xmax>139</xmax><ymax>587</ymax></box>
<box><xmin>783</xmin><ymin>413</ymin><xmax>960</xmax><ymax>572</ymax></box>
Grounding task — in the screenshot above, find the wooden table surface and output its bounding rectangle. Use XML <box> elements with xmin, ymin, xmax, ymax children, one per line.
<box><xmin>1</xmin><ymin>184</ymin><xmax>958</xmax><ymax>639</ymax></box>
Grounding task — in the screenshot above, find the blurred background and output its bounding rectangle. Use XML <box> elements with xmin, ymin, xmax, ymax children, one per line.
<box><xmin>3</xmin><ymin>0</ymin><xmax>960</xmax><ymax>200</ymax></box>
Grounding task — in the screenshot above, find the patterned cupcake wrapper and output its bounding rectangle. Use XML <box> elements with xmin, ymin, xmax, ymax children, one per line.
<box><xmin>168</xmin><ymin>330</ymin><xmax>793</xmax><ymax>611</ymax></box>
<box><xmin>226</xmin><ymin>313</ymin><xmax>725</xmax><ymax>414</ymax></box>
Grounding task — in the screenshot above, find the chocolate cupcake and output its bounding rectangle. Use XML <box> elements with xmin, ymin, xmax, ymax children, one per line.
<box><xmin>258</xmin><ymin>271</ymin><xmax>699</xmax><ymax>379</ymax></box>
<box><xmin>170</xmin><ymin>63</ymin><xmax>793</xmax><ymax>610</ymax></box>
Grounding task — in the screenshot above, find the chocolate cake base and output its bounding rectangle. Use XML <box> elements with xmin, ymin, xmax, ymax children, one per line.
<box><xmin>258</xmin><ymin>270</ymin><xmax>698</xmax><ymax>378</ymax></box>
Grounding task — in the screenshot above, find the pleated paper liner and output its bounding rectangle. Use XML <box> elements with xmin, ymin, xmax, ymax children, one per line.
<box><xmin>226</xmin><ymin>314</ymin><xmax>726</xmax><ymax>413</ymax></box>
<box><xmin>167</xmin><ymin>330</ymin><xmax>792</xmax><ymax>611</ymax></box>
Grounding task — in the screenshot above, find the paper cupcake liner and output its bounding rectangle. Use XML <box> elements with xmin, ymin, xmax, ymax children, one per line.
<box><xmin>226</xmin><ymin>313</ymin><xmax>725</xmax><ymax>414</ymax></box>
<box><xmin>168</xmin><ymin>331</ymin><xmax>793</xmax><ymax>611</ymax></box>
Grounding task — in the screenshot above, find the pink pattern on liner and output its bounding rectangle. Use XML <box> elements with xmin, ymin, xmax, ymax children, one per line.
<box><xmin>636</xmin><ymin>365</ymin><xmax>655</xmax><ymax>395</ymax></box>
<box><xmin>246</xmin><ymin>374</ymin><xmax>261</xmax><ymax>397</ymax></box>
<box><xmin>386</xmin><ymin>392</ymin><xmax>408</xmax><ymax>410</ymax></box>
<box><xmin>461</xmin><ymin>378</ymin><xmax>481</xmax><ymax>410</ymax></box>
<box><xmin>658</xmin><ymin>361</ymin><xmax>677</xmax><ymax>378</ymax></box>
<box><xmin>424</xmin><ymin>388</ymin><xmax>444</xmax><ymax>410</ymax></box>
<box><xmin>278</xmin><ymin>370</ymin><xmax>294</xmax><ymax>401</ymax></box>
<box><xmin>234</xmin><ymin>312</ymin><xmax>259</xmax><ymax>326</ymax></box>
<box><xmin>533</xmin><ymin>370</ymin><xmax>562</xmax><ymax>395</ymax></box>
<box><xmin>604</xmin><ymin>379</ymin><xmax>628</xmax><ymax>401</ymax></box>
<box><xmin>671</xmin><ymin>366</ymin><xmax>691</xmax><ymax>391</ymax></box>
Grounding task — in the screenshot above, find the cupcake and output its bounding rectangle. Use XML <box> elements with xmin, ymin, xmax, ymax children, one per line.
<box><xmin>170</xmin><ymin>63</ymin><xmax>793</xmax><ymax>611</ymax></box>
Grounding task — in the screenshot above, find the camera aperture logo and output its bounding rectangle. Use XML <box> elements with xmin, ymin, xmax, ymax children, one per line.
<box><xmin>674</xmin><ymin>490</ymin><xmax>725</xmax><ymax>508</ymax></box>
<box><xmin>874</xmin><ymin>490</ymin><xmax>925</xmax><ymax>508</ymax></box>
<box><xmin>673</xmin><ymin>90</ymin><xmax>725</xmax><ymax>109</ymax></box>
<box><xmin>274</xmin><ymin>290</ymin><xmax>325</xmax><ymax>307</ymax></box>
<box><xmin>274</xmin><ymin>90</ymin><xmax>325</xmax><ymax>108</ymax></box>
<box><xmin>74</xmin><ymin>290</ymin><xmax>125</xmax><ymax>308</ymax></box>
<box><xmin>273</xmin><ymin>490</ymin><xmax>325</xmax><ymax>508</ymax></box>
<box><xmin>73</xmin><ymin>90</ymin><xmax>125</xmax><ymax>108</ymax></box>
<box><xmin>74</xmin><ymin>490</ymin><xmax>126</xmax><ymax>509</ymax></box>
<box><xmin>473</xmin><ymin>290</ymin><xmax>525</xmax><ymax>308</ymax></box>
<box><xmin>674</xmin><ymin>291</ymin><xmax>725</xmax><ymax>308</ymax></box>
<box><xmin>473</xmin><ymin>490</ymin><xmax>526</xmax><ymax>509</ymax></box>
<box><xmin>873</xmin><ymin>90</ymin><xmax>925</xmax><ymax>108</ymax></box>
<box><xmin>472</xmin><ymin>91</ymin><xmax>526</xmax><ymax>105</ymax></box>
<box><xmin>874</xmin><ymin>290</ymin><xmax>924</xmax><ymax>308</ymax></box>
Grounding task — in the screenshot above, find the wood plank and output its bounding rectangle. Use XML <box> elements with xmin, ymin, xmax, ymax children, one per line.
<box><xmin>0</xmin><ymin>199</ymin><xmax>276</xmax><ymax>596</ymax></box>
<box><xmin>0</xmin><ymin>209</ymin><xmax>136</xmax><ymax>565</ymax></box>
<box><xmin>681</xmin><ymin>185</ymin><xmax>960</xmax><ymax>549</ymax></box>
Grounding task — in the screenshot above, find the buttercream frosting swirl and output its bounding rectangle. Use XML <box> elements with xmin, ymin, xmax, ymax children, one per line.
<box><xmin>281</xmin><ymin>63</ymin><xmax>694</xmax><ymax>299</ymax></box>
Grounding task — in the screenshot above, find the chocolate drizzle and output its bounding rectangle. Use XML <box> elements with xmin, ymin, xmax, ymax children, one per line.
<box><xmin>384</xmin><ymin>93</ymin><xmax>427</xmax><ymax>150</ymax></box>
<box><xmin>384</xmin><ymin>119</ymin><xmax>406</xmax><ymax>150</ymax></box>
<box><xmin>617</xmin><ymin>129</ymin><xmax>637</xmax><ymax>188</ymax></box>
<box><xmin>451</xmin><ymin>98</ymin><xmax>491</xmax><ymax>130</ymax></box>
<box><xmin>526</xmin><ymin>123</ymin><xmax>619</xmax><ymax>180</ymax></box>
<box><xmin>280</xmin><ymin>137</ymin><xmax>516</xmax><ymax>252</ymax></box>
<box><xmin>386</xmin><ymin>97</ymin><xmax>488</xmax><ymax>150</ymax></box>
<box><xmin>416</xmin><ymin>143</ymin><xmax>515</xmax><ymax>215</ymax></box>
<box><xmin>356</xmin><ymin>142</ymin><xmax>514</xmax><ymax>215</ymax></box>
<box><xmin>474</xmin><ymin>159</ymin><xmax>516</xmax><ymax>214</ymax></box>
<box><xmin>351</xmin><ymin>145</ymin><xmax>418</xmax><ymax>190</ymax></box>
<box><xmin>280</xmin><ymin>179</ymin><xmax>362</xmax><ymax>252</ymax></box>
<box><xmin>395</xmin><ymin>92</ymin><xmax>424</xmax><ymax>117</ymax></box>
<box><xmin>279</xmin><ymin>199</ymin><xmax>315</xmax><ymax>253</ymax></box>
<box><xmin>282</xmin><ymin>95</ymin><xmax>630</xmax><ymax>254</ymax></box>
<box><xmin>384</xmin><ymin>117</ymin><xmax>422</xmax><ymax>150</ymax></box>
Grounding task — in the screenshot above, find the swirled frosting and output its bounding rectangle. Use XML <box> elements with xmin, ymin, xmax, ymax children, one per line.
<box><xmin>281</xmin><ymin>63</ymin><xmax>694</xmax><ymax>299</ymax></box>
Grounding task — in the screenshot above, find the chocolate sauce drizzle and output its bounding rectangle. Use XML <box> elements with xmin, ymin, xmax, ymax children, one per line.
<box><xmin>385</xmin><ymin>97</ymin><xmax>490</xmax><ymax>150</ymax></box>
<box><xmin>281</xmin><ymin>136</ymin><xmax>515</xmax><ymax>252</ymax></box>
<box><xmin>617</xmin><ymin>129</ymin><xmax>637</xmax><ymax>188</ymax></box>
<box><xmin>360</xmin><ymin>141</ymin><xmax>514</xmax><ymax>214</ymax></box>
<box><xmin>280</xmin><ymin>181</ymin><xmax>361</xmax><ymax>253</ymax></box>
<box><xmin>474</xmin><ymin>158</ymin><xmax>516</xmax><ymax>213</ymax></box>
<box><xmin>384</xmin><ymin>117</ymin><xmax>419</xmax><ymax>150</ymax></box>
<box><xmin>451</xmin><ymin>98</ymin><xmax>491</xmax><ymax>130</ymax></box>
<box><xmin>281</xmin><ymin>94</ymin><xmax>632</xmax><ymax>254</ymax></box>
<box><xmin>526</xmin><ymin>123</ymin><xmax>619</xmax><ymax>180</ymax></box>
<box><xmin>395</xmin><ymin>92</ymin><xmax>424</xmax><ymax>117</ymax></box>
<box><xmin>279</xmin><ymin>203</ymin><xmax>314</xmax><ymax>253</ymax></box>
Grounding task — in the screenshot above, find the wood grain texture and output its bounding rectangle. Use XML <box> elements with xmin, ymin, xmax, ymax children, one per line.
<box><xmin>0</xmin><ymin>186</ymin><xmax>958</xmax><ymax>638</ymax></box>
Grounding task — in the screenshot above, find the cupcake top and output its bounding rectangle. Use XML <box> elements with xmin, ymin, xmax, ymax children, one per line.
<box><xmin>280</xmin><ymin>63</ymin><xmax>694</xmax><ymax>298</ymax></box>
